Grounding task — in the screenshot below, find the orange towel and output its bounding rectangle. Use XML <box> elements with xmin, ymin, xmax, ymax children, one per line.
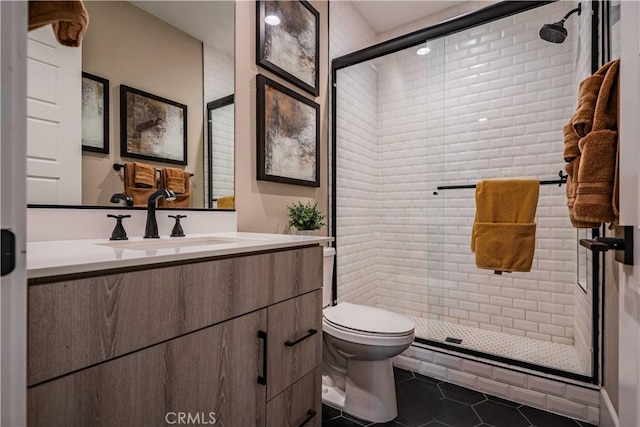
<box><xmin>565</xmin><ymin>59</ymin><xmax>620</xmax><ymax>226</ymax></box>
<box><xmin>28</xmin><ymin>1</ymin><xmax>89</xmax><ymax>47</ymax></box>
<box><xmin>217</xmin><ymin>196</ymin><xmax>235</xmax><ymax>210</ymax></box>
<box><xmin>159</xmin><ymin>168</ymin><xmax>191</xmax><ymax>208</ymax></box>
<box><xmin>133</xmin><ymin>162</ymin><xmax>156</xmax><ymax>188</ymax></box>
<box><xmin>123</xmin><ymin>162</ymin><xmax>157</xmax><ymax>207</ymax></box>
<box><xmin>471</xmin><ymin>179</ymin><xmax>539</xmax><ymax>273</ymax></box>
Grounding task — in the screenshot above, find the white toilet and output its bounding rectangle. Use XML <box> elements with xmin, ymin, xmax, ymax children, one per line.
<box><xmin>321</xmin><ymin>247</ymin><xmax>415</xmax><ymax>423</ymax></box>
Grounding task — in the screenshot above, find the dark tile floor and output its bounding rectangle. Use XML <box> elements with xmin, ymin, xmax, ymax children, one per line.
<box><xmin>322</xmin><ymin>368</ymin><xmax>597</xmax><ymax>427</ymax></box>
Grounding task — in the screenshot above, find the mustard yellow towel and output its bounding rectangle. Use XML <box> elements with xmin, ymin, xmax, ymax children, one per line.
<box><xmin>217</xmin><ymin>196</ymin><xmax>235</xmax><ymax>210</ymax></box>
<box><xmin>158</xmin><ymin>167</ymin><xmax>191</xmax><ymax>208</ymax></box>
<box><xmin>133</xmin><ymin>162</ymin><xmax>156</xmax><ymax>188</ymax></box>
<box><xmin>28</xmin><ymin>1</ymin><xmax>89</xmax><ymax>47</ymax></box>
<box><xmin>471</xmin><ymin>179</ymin><xmax>539</xmax><ymax>273</ymax></box>
<box><xmin>123</xmin><ymin>162</ymin><xmax>156</xmax><ymax>207</ymax></box>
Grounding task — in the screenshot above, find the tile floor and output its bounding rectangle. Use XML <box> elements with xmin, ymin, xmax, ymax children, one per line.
<box><xmin>406</xmin><ymin>316</ymin><xmax>588</xmax><ymax>375</ymax></box>
<box><xmin>322</xmin><ymin>368</ymin><xmax>597</xmax><ymax>427</ymax></box>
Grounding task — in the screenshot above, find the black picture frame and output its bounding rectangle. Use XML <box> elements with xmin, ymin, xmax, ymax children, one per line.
<box><xmin>81</xmin><ymin>72</ymin><xmax>109</xmax><ymax>154</ymax></box>
<box><xmin>256</xmin><ymin>0</ymin><xmax>320</xmax><ymax>97</ymax></box>
<box><xmin>257</xmin><ymin>74</ymin><xmax>320</xmax><ymax>187</ymax></box>
<box><xmin>120</xmin><ymin>85</ymin><xmax>188</xmax><ymax>165</ymax></box>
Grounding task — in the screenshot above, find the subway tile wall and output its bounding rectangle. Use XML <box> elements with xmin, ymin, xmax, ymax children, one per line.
<box><xmin>333</xmin><ymin>1</ymin><xmax>595</xmax><ymax>346</ymax></box>
<box><xmin>331</xmin><ymin>1</ymin><xmax>380</xmax><ymax>305</ymax></box>
<box><xmin>203</xmin><ymin>45</ymin><xmax>234</xmax><ymax>207</ymax></box>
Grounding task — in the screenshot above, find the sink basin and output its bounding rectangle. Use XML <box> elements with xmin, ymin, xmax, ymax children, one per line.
<box><xmin>97</xmin><ymin>236</ymin><xmax>260</xmax><ymax>251</ymax></box>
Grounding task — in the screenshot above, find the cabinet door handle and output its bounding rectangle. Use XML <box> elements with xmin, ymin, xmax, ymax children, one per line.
<box><xmin>284</xmin><ymin>329</ymin><xmax>318</xmax><ymax>347</ymax></box>
<box><xmin>258</xmin><ymin>330</ymin><xmax>267</xmax><ymax>385</ymax></box>
<box><xmin>296</xmin><ymin>409</ymin><xmax>317</xmax><ymax>427</ymax></box>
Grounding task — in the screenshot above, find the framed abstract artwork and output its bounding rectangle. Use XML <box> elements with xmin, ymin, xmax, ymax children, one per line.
<box><xmin>256</xmin><ymin>0</ymin><xmax>320</xmax><ymax>96</ymax></box>
<box><xmin>120</xmin><ymin>85</ymin><xmax>187</xmax><ymax>165</ymax></box>
<box><xmin>81</xmin><ymin>72</ymin><xmax>109</xmax><ymax>154</ymax></box>
<box><xmin>257</xmin><ymin>74</ymin><xmax>319</xmax><ymax>187</ymax></box>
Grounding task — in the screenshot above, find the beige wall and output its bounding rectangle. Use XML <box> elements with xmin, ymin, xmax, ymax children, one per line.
<box><xmin>235</xmin><ymin>0</ymin><xmax>329</xmax><ymax>234</ymax></box>
<box><xmin>82</xmin><ymin>1</ymin><xmax>204</xmax><ymax>207</ymax></box>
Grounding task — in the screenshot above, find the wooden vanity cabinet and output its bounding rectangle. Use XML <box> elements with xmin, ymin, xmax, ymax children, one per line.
<box><xmin>27</xmin><ymin>246</ymin><xmax>324</xmax><ymax>427</ymax></box>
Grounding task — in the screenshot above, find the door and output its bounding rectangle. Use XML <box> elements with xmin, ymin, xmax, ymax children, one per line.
<box><xmin>26</xmin><ymin>25</ymin><xmax>81</xmax><ymax>205</ymax></box>
<box><xmin>0</xmin><ymin>1</ymin><xmax>28</xmax><ymax>425</ymax></box>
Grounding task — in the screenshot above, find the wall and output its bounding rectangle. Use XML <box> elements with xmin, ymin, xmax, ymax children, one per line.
<box><xmin>234</xmin><ymin>0</ymin><xmax>329</xmax><ymax>234</ymax></box>
<box><xmin>82</xmin><ymin>1</ymin><xmax>204</xmax><ymax>207</ymax></box>
<box><xmin>330</xmin><ymin>1</ymin><xmax>379</xmax><ymax>304</ymax></box>
<box><xmin>602</xmin><ymin>1</ymin><xmax>622</xmax><ymax>416</ymax></box>
<box><xmin>334</xmin><ymin>1</ymin><xmax>586</xmax><ymax>347</ymax></box>
<box><xmin>203</xmin><ymin>44</ymin><xmax>235</xmax><ymax>206</ymax></box>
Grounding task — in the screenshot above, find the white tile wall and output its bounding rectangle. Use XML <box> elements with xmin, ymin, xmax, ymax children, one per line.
<box><xmin>203</xmin><ymin>45</ymin><xmax>234</xmax><ymax>206</ymax></box>
<box><xmin>334</xmin><ymin>0</ymin><xmax>594</xmax><ymax>345</ymax></box>
<box><xmin>331</xmin><ymin>1</ymin><xmax>380</xmax><ymax>306</ymax></box>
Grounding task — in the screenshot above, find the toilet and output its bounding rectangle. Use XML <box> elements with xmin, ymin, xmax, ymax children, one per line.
<box><xmin>321</xmin><ymin>247</ymin><xmax>415</xmax><ymax>423</ymax></box>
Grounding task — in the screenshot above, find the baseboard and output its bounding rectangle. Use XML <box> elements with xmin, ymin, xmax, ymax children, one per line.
<box><xmin>599</xmin><ymin>388</ymin><xmax>619</xmax><ymax>427</ymax></box>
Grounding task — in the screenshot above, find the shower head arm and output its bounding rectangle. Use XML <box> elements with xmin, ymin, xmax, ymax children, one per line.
<box><xmin>562</xmin><ymin>3</ymin><xmax>581</xmax><ymax>22</ymax></box>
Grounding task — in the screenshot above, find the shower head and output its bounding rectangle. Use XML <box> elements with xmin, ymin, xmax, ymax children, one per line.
<box><xmin>539</xmin><ymin>21</ymin><xmax>568</xmax><ymax>43</ymax></box>
<box><xmin>539</xmin><ymin>3</ymin><xmax>581</xmax><ymax>44</ymax></box>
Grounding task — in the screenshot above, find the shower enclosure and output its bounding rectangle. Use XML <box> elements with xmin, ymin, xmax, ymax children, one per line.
<box><xmin>331</xmin><ymin>1</ymin><xmax>602</xmax><ymax>383</ymax></box>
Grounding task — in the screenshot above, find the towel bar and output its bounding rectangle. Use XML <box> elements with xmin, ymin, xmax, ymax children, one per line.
<box><xmin>113</xmin><ymin>163</ymin><xmax>194</xmax><ymax>177</ymax></box>
<box><xmin>580</xmin><ymin>225</ymin><xmax>634</xmax><ymax>265</ymax></box>
<box><xmin>434</xmin><ymin>170</ymin><xmax>567</xmax><ymax>194</ymax></box>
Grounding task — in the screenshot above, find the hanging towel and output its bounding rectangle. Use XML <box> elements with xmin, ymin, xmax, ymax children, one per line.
<box><xmin>471</xmin><ymin>179</ymin><xmax>539</xmax><ymax>273</ymax></box>
<box><xmin>133</xmin><ymin>162</ymin><xmax>156</xmax><ymax>188</ymax></box>
<box><xmin>28</xmin><ymin>1</ymin><xmax>89</xmax><ymax>47</ymax></box>
<box><xmin>123</xmin><ymin>162</ymin><xmax>157</xmax><ymax>207</ymax></box>
<box><xmin>217</xmin><ymin>196</ymin><xmax>235</xmax><ymax>210</ymax></box>
<box><xmin>563</xmin><ymin>59</ymin><xmax>619</xmax><ymax>227</ymax></box>
<box><xmin>159</xmin><ymin>168</ymin><xmax>191</xmax><ymax>208</ymax></box>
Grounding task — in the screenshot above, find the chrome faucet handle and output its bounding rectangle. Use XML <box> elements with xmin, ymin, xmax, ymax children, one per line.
<box><xmin>168</xmin><ymin>215</ymin><xmax>187</xmax><ymax>237</ymax></box>
<box><xmin>107</xmin><ymin>214</ymin><xmax>131</xmax><ymax>241</ymax></box>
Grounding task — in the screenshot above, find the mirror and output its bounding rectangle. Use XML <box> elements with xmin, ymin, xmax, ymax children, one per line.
<box><xmin>26</xmin><ymin>1</ymin><xmax>235</xmax><ymax>209</ymax></box>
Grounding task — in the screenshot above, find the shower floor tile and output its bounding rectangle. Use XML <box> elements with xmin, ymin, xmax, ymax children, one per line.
<box><xmin>406</xmin><ymin>316</ymin><xmax>589</xmax><ymax>375</ymax></box>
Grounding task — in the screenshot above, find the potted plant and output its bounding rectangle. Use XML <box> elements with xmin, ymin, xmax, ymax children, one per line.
<box><xmin>287</xmin><ymin>201</ymin><xmax>325</xmax><ymax>235</ymax></box>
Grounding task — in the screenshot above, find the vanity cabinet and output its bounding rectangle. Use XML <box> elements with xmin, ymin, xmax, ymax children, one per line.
<box><xmin>27</xmin><ymin>245</ymin><xmax>323</xmax><ymax>427</ymax></box>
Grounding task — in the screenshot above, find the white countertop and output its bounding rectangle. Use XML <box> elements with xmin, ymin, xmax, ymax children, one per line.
<box><xmin>27</xmin><ymin>232</ymin><xmax>333</xmax><ymax>280</ymax></box>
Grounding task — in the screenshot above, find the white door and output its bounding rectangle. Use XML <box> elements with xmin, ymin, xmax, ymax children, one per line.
<box><xmin>0</xmin><ymin>1</ymin><xmax>28</xmax><ymax>425</ymax></box>
<box><xmin>27</xmin><ymin>25</ymin><xmax>81</xmax><ymax>205</ymax></box>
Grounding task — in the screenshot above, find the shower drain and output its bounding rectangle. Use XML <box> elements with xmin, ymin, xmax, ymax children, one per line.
<box><xmin>445</xmin><ymin>337</ymin><xmax>463</xmax><ymax>344</ymax></box>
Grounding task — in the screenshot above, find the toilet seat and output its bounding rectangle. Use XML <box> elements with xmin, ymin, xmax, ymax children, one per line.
<box><xmin>322</xmin><ymin>303</ymin><xmax>414</xmax><ymax>346</ymax></box>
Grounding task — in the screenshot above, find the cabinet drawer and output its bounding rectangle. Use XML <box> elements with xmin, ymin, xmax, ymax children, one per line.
<box><xmin>28</xmin><ymin>310</ymin><xmax>267</xmax><ymax>427</ymax></box>
<box><xmin>266</xmin><ymin>366</ymin><xmax>321</xmax><ymax>427</ymax></box>
<box><xmin>267</xmin><ymin>290</ymin><xmax>322</xmax><ymax>400</ymax></box>
<box><xmin>28</xmin><ymin>246</ymin><xmax>322</xmax><ymax>386</ymax></box>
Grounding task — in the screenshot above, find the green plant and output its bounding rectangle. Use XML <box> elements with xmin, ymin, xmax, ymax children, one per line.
<box><xmin>287</xmin><ymin>201</ymin><xmax>325</xmax><ymax>231</ymax></box>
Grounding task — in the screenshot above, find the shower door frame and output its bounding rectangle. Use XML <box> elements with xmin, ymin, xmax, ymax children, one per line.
<box><xmin>331</xmin><ymin>0</ymin><xmax>602</xmax><ymax>384</ymax></box>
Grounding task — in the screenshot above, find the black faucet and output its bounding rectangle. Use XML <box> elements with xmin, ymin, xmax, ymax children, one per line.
<box><xmin>110</xmin><ymin>193</ymin><xmax>134</xmax><ymax>207</ymax></box>
<box><xmin>144</xmin><ymin>189</ymin><xmax>176</xmax><ymax>238</ymax></box>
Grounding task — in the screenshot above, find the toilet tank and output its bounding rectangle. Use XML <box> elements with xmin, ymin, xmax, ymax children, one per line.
<box><xmin>323</xmin><ymin>247</ymin><xmax>335</xmax><ymax>307</ymax></box>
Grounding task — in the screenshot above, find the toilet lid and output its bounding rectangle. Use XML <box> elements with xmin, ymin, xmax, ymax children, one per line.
<box><xmin>323</xmin><ymin>303</ymin><xmax>414</xmax><ymax>335</ymax></box>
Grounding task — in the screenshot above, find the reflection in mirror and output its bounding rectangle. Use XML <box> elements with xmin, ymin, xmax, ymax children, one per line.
<box><xmin>25</xmin><ymin>1</ymin><xmax>235</xmax><ymax>209</ymax></box>
<box><xmin>207</xmin><ymin>96</ymin><xmax>235</xmax><ymax>209</ymax></box>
